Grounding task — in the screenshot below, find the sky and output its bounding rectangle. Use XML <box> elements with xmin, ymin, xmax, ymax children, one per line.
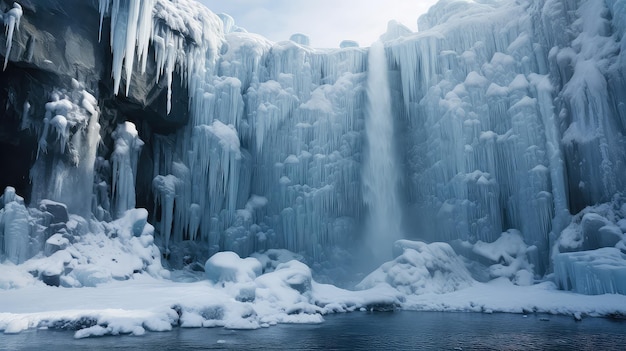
<box><xmin>198</xmin><ymin>0</ymin><xmax>439</xmax><ymax>48</ymax></box>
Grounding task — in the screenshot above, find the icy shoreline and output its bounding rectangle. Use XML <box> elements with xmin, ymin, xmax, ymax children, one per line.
<box><xmin>1</xmin><ymin>269</ymin><xmax>626</xmax><ymax>338</ymax></box>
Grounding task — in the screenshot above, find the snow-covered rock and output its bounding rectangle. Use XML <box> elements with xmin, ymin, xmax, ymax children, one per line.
<box><xmin>205</xmin><ymin>251</ymin><xmax>262</xmax><ymax>284</ymax></box>
<box><xmin>358</xmin><ymin>240</ymin><xmax>474</xmax><ymax>295</ymax></box>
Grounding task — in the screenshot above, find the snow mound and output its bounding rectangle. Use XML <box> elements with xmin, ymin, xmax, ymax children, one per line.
<box><xmin>205</xmin><ymin>251</ymin><xmax>262</xmax><ymax>284</ymax></box>
<box><xmin>357</xmin><ymin>240</ymin><xmax>474</xmax><ymax>294</ymax></box>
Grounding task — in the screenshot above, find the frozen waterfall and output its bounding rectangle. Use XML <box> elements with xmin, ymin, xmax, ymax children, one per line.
<box><xmin>362</xmin><ymin>41</ymin><xmax>403</xmax><ymax>262</ymax></box>
<box><xmin>1</xmin><ymin>0</ymin><xmax>626</xmax><ymax>299</ymax></box>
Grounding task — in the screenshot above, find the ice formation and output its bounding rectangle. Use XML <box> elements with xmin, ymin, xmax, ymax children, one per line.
<box><xmin>1</xmin><ymin>0</ymin><xmax>626</xmax><ymax>337</ymax></box>
<box><xmin>111</xmin><ymin>122</ymin><xmax>144</xmax><ymax>218</ymax></box>
<box><xmin>2</xmin><ymin>2</ymin><xmax>22</xmax><ymax>70</ymax></box>
<box><xmin>87</xmin><ymin>0</ymin><xmax>626</xmax><ymax>296</ymax></box>
<box><xmin>30</xmin><ymin>80</ymin><xmax>101</xmax><ymax>216</ymax></box>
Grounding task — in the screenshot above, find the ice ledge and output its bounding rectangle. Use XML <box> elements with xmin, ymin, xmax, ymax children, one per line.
<box><xmin>554</xmin><ymin>248</ymin><xmax>626</xmax><ymax>295</ymax></box>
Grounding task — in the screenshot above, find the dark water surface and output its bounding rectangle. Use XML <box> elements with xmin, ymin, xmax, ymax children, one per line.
<box><xmin>1</xmin><ymin>311</ymin><xmax>625</xmax><ymax>350</ymax></box>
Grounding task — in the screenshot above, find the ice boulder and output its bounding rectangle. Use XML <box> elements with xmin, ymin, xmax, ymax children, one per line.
<box><xmin>340</xmin><ymin>40</ymin><xmax>359</xmax><ymax>48</ymax></box>
<box><xmin>554</xmin><ymin>248</ymin><xmax>626</xmax><ymax>295</ymax></box>
<box><xmin>358</xmin><ymin>240</ymin><xmax>474</xmax><ymax>294</ymax></box>
<box><xmin>289</xmin><ymin>33</ymin><xmax>310</xmax><ymax>46</ymax></box>
<box><xmin>205</xmin><ymin>251</ymin><xmax>262</xmax><ymax>284</ymax></box>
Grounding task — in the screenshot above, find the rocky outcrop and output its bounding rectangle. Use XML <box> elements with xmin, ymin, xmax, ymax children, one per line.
<box><xmin>0</xmin><ymin>0</ymin><xmax>188</xmax><ymax>201</ymax></box>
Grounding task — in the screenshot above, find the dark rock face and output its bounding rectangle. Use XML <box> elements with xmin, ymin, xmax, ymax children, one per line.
<box><xmin>0</xmin><ymin>0</ymin><xmax>188</xmax><ymax>204</ymax></box>
<box><xmin>0</xmin><ymin>0</ymin><xmax>105</xmax><ymax>86</ymax></box>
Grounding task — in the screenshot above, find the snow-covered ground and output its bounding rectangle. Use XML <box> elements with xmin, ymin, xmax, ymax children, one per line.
<box><xmin>2</xmin><ymin>245</ymin><xmax>625</xmax><ymax>339</ymax></box>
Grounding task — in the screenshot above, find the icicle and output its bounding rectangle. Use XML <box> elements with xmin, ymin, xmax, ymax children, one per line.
<box><xmin>98</xmin><ymin>0</ymin><xmax>110</xmax><ymax>42</ymax></box>
<box><xmin>103</xmin><ymin>0</ymin><xmax>156</xmax><ymax>95</ymax></box>
<box><xmin>3</xmin><ymin>2</ymin><xmax>23</xmax><ymax>70</ymax></box>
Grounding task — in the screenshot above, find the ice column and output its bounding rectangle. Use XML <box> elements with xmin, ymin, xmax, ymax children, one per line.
<box><xmin>111</xmin><ymin>122</ymin><xmax>144</xmax><ymax>218</ymax></box>
<box><xmin>362</xmin><ymin>41</ymin><xmax>403</xmax><ymax>262</ymax></box>
<box><xmin>0</xmin><ymin>187</ymin><xmax>29</xmax><ymax>264</ymax></box>
<box><xmin>30</xmin><ymin>82</ymin><xmax>101</xmax><ymax>216</ymax></box>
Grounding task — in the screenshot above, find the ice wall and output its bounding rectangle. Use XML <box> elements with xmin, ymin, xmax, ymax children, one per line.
<box><xmin>387</xmin><ymin>0</ymin><xmax>626</xmax><ymax>275</ymax></box>
<box><xmin>91</xmin><ymin>0</ymin><xmax>626</xmax><ymax>276</ymax></box>
<box><xmin>153</xmin><ymin>39</ymin><xmax>369</xmax><ymax>260</ymax></box>
<box><xmin>95</xmin><ymin>0</ymin><xmax>370</xmax><ymax>261</ymax></box>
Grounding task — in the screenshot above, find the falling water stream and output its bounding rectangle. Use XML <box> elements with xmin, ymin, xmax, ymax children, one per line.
<box><xmin>362</xmin><ymin>40</ymin><xmax>403</xmax><ymax>263</ymax></box>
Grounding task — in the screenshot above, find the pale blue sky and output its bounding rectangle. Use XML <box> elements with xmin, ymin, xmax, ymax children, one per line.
<box><xmin>198</xmin><ymin>0</ymin><xmax>438</xmax><ymax>48</ymax></box>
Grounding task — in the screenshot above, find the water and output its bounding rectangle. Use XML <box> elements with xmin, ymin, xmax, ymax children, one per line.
<box><xmin>363</xmin><ymin>40</ymin><xmax>403</xmax><ymax>264</ymax></box>
<box><xmin>2</xmin><ymin>311</ymin><xmax>625</xmax><ymax>350</ymax></box>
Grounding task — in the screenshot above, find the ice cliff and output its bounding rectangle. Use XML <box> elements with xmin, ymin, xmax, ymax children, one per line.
<box><xmin>1</xmin><ymin>0</ymin><xmax>626</xmax><ymax>296</ymax></box>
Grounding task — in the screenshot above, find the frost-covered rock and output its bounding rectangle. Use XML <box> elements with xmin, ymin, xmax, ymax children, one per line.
<box><xmin>555</xmin><ymin>199</ymin><xmax>626</xmax><ymax>253</ymax></box>
<box><xmin>39</xmin><ymin>200</ymin><xmax>69</xmax><ymax>224</ymax></box>
<box><xmin>44</xmin><ymin>233</ymin><xmax>70</xmax><ymax>256</ymax></box>
<box><xmin>472</xmin><ymin>230</ymin><xmax>536</xmax><ymax>286</ymax></box>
